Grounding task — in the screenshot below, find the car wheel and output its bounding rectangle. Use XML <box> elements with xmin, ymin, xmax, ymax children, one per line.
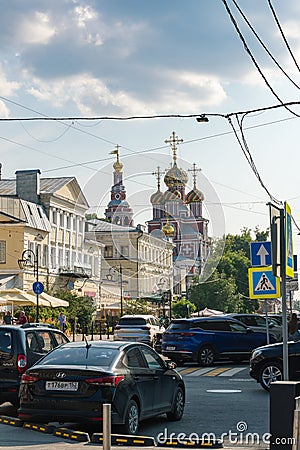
<box><xmin>123</xmin><ymin>399</ymin><xmax>139</xmax><ymax>435</ymax></box>
<box><xmin>167</xmin><ymin>387</ymin><xmax>185</xmax><ymax>421</ymax></box>
<box><xmin>259</xmin><ymin>362</ymin><xmax>283</xmax><ymax>391</ymax></box>
<box><xmin>198</xmin><ymin>345</ymin><xmax>215</xmax><ymax>366</ymax></box>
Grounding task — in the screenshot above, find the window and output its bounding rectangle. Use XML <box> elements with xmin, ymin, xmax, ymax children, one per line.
<box><xmin>104</xmin><ymin>246</ymin><xmax>113</xmax><ymax>258</ymax></box>
<box><xmin>124</xmin><ymin>347</ymin><xmax>147</xmax><ymax>368</ymax></box>
<box><xmin>196</xmin><ymin>320</ymin><xmax>230</xmax><ymax>332</ymax></box>
<box><xmin>51</xmin><ymin>247</ymin><xmax>56</xmax><ymax>268</ymax></box>
<box><xmin>0</xmin><ymin>240</ymin><xmax>6</xmax><ymax>264</ymax></box>
<box><xmin>140</xmin><ymin>347</ymin><xmax>164</xmax><ymax>370</ymax></box>
<box><xmin>0</xmin><ymin>331</ymin><xmax>12</xmax><ymax>355</ymax></box>
<box><xmin>53</xmin><ymin>332</ymin><xmax>69</xmax><ymax>346</ymax></box>
<box><xmin>42</xmin><ymin>245</ymin><xmax>48</xmax><ymax>267</ymax></box>
<box><xmin>121</xmin><ymin>246</ymin><xmax>129</xmax><ymax>258</ymax></box>
<box><xmin>66</xmin><ymin>215</ymin><xmax>71</xmax><ymax>230</ymax></box>
<box><xmin>229</xmin><ymin>322</ymin><xmax>247</xmax><ymax>333</ymax></box>
<box><xmin>254</xmin><ymin>316</ymin><xmax>267</xmax><ymax>327</ymax></box>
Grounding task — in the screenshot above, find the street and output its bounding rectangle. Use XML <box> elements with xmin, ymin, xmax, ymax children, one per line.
<box><xmin>0</xmin><ymin>361</ymin><xmax>269</xmax><ymax>448</ymax></box>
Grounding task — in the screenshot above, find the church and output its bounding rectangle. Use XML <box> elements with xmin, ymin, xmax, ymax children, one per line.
<box><xmin>147</xmin><ymin>132</ymin><xmax>211</xmax><ymax>295</ymax></box>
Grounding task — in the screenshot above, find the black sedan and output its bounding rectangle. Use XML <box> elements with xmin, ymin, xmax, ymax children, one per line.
<box><xmin>18</xmin><ymin>340</ymin><xmax>185</xmax><ymax>434</ymax></box>
<box><xmin>250</xmin><ymin>340</ymin><xmax>300</xmax><ymax>391</ymax></box>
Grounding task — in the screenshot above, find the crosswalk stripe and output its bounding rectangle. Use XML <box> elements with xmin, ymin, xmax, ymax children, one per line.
<box><xmin>218</xmin><ymin>367</ymin><xmax>246</xmax><ymax>377</ymax></box>
<box><xmin>186</xmin><ymin>367</ymin><xmax>217</xmax><ymax>376</ymax></box>
<box><xmin>177</xmin><ymin>367</ymin><xmax>200</xmax><ymax>375</ymax></box>
<box><xmin>203</xmin><ymin>367</ymin><xmax>231</xmax><ymax>376</ymax></box>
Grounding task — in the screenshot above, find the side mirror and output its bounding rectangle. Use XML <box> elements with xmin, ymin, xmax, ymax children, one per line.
<box><xmin>165</xmin><ymin>360</ymin><xmax>177</xmax><ymax>370</ymax></box>
<box><xmin>268</xmin><ymin>322</ymin><xmax>275</xmax><ymax>328</ymax></box>
<box><xmin>246</xmin><ymin>327</ymin><xmax>253</xmax><ymax>334</ymax></box>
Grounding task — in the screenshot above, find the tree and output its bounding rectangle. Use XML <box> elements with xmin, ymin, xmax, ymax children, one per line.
<box><xmin>172</xmin><ymin>299</ymin><xmax>196</xmax><ymax>318</ymax></box>
<box><xmin>189</xmin><ymin>228</ymin><xmax>268</xmax><ymax>313</ymax></box>
<box><xmin>54</xmin><ymin>291</ymin><xmax>96</xmax><ymax>331</ymax></box>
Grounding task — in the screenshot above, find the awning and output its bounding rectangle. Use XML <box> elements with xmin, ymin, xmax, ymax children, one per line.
<box><xmin>0</xmin><ymin>289</ymin><xmax>69</xmax><ymax>308</ymax></box>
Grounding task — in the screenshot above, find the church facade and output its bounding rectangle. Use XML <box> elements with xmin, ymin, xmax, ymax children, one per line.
<box><xmin>147</xmin><ymin>132</ymin><xmax>211</xmax><ymax>294</ymax></box>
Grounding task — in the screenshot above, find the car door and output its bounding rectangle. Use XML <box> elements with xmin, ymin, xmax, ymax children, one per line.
<box><xmin>227</xmin><ymin>321</ymin><xmax>263</xmax><ymax>352</ymax></box>
<box><xmin>0</xmin><ymin>329</ymin><xmax>15</xmax><ymax>385</ymax></box>
<box><xmin>123</xmin><ymin>346</ymin><xmax>155</xmax><ymax>416</ymax></box>
<box><xmin>139</xmin><ymin>345</ymin><xmax>175</xmax><ymax>412</ymax></box>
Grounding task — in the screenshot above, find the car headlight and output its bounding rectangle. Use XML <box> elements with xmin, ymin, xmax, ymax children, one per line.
<box><xmin>251</xmin><ymin>349</ymin><xmax>263</xmax><ymax>360</ymax></box>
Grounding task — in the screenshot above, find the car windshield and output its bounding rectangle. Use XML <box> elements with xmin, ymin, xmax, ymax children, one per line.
<box><xmin>38</xmin><ymin>346</ymin><xmax>119</xmax><ymax>367</ymax></box>
<box><xmin>118</xmin><ymin>318</ymin><xmax>147</xmax><ymax>326</ymax></box>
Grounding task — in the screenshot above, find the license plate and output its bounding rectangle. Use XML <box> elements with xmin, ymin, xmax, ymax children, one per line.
<box><xmin>166</xmin><ymin>346</ymin><xmax>176</xmax><ymax>351</ymax></box>
<box><xmin>45</xmin><ymin>381</ymin><xmax>78</xmax><ymax>391</ymax></box>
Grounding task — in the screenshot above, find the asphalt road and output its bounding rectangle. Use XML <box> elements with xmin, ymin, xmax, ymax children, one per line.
<box><xmin>0</xmin><ymin>361</ymin><xmax>269</xmax><ymax>448</ymax></box>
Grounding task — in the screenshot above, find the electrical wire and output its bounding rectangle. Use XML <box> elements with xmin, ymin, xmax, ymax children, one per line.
<box><xmin>230</xmin><ymin>0</ymin><xmax>300</xmax><ymax>90</ymax></box>
<box><xmin>267</xmin><ymin>0</ymin><xmax>300</xmax><ymax>73</ymax></box>
<box><xmin>220</xmin><ymin>0</ymin><xmax>300</xmax><ymax>118</ymax></box>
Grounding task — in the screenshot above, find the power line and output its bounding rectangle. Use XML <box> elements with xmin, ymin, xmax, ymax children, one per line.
<box><xmin>230</xmin><ymin>0</ymin><xmax>300</xmax><ymax>90</ymax></box>
<box><xmin>220</xmin><ymin>0</ymin><xmax>300</xmax><ymax>118</ymax></box>
<box><xmin>267</xmin><ymin>0</ymin><xmax>300</xmax><ymax>72</ymax></box>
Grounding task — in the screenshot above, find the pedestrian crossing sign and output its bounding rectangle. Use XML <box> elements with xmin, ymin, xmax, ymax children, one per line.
<box><xmin>248</xmin><ymin>267</ymin><xmax>281</xmax><ymax>299</ymax></box>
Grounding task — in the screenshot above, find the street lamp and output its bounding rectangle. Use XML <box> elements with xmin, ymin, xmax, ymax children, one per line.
<box><xmin>18</xmin><ymin>248</ymin><xmax>41</xmax><ymax>323</ymax></box>
<box><xmin>106</xmin><ymin>265</ymin><xmax>123</xmax><ymax>317</ymax></box>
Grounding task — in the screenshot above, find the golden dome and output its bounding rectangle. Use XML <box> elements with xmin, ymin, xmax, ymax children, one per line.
<box><xmin>163</xmin><ymin>189</ymin><xmax>181</xmax><ymax>202</ymax></box>
<box><xmin>113</xmin><ymin>160</ymin><xmax>123</xmax><ymax>173</ymax></box>
<box><xmin>186</xmin><ymin>188</ymin><xmax>204</xmax><ymax>204</ymax></box>
<box><xmin>162</xmin><ymin>221</ymin><xmax>175</xmax><ymax>237</ymax></box>
<box><xmin>164</xmin><ymin>163</ymin><xmax>188</xmax><ymax>188</ymax></box>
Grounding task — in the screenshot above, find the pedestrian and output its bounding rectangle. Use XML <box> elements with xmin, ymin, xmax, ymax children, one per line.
<box><xmin>16</xmin><ymin>310</ymin><xmax>28</xmax><ymax>325</ymax></box>
<box><xmin>58</xmin><ymin>312</ymin><xmax>67</xmax><ymax>332</ymax></box>
<box><xmin>288</xmin><ymin>313</ymin><xmax>300</xmax><ymax>341</ymax></box>
<box><xmin>3</xmin><ymin>311</ymin><xmax>13</xmax><ymax>325</ymax></box>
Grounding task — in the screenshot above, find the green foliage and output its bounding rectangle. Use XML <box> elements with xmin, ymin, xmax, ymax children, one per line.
<box><xmin>124</xmin><ymin>299</ymin><xmax>152</xmax><ymax>315</ymax></box>
<box><xmin>172</xmin><ymin>299</ymin><xmax>196</xmax><ymax>318</ymax></box>
<box><xmin>189</xmin><ymin>227</ymin><xmax>268</xmax><ymax>314</ymax></box>
<box><xmin>54</xmin><ymin>291</ymin><xmax>96</xmax><ymax>329</ymax></box>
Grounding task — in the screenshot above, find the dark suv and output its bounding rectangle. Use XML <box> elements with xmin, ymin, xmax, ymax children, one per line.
<box><xmin>0</xmin><ymin>323</ymin><xmax>69</xmax><ymax>406</ymax></box>
<box><xmin>162</xmin><ymin>316</ymin><xmax>276</xmax><ymax>366</ymax></box>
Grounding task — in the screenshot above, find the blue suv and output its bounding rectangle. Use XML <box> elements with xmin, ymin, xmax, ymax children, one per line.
<box><xmin>162</xmin><ymin>316</ymin><xmax>276</xmax><ymax>366</ymax></box>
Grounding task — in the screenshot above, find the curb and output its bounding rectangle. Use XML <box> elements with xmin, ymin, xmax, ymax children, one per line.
<box><xmin>92</xmin><ymin>432</ymin><xmax>156</xmax><ymax>446</ymax></box>
<box><xmin>23</xmin><ymin>422</ymin><xmax>56</xmax><ymax>434</ymax></box>
<box><xmin>54</xmin><ymin>427</ymin><xmax>90</xmax><ymax>442</ymax></box>
<box><xmin>0</xmin><ymin>415</ymin><xmax>23</xmax><ymax>427</ymax></box>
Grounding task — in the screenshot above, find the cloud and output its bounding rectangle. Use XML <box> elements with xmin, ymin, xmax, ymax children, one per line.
<box><xmin>17</xmin><ymin>11</ymin><xmax>56</xmax><ymax>45</ymax></box>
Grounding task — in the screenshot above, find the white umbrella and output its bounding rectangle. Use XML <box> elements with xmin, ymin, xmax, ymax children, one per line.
<box><xmin>0</xmin><ymin>289</ymin><xmax>49</xmax><ymax>306</ymax></box>
<box><xmin>37</xmin><ymin>292</ymin><xmax>69</xmax><ymax>308</ymax></box>
<box><xmin>192</xmin><ymin>307</ymin><xmax>224</xmax><ymax>317</ymax></box>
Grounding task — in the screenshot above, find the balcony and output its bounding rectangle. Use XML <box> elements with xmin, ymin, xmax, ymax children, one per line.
<box><xmin>58</xmin><ymin>264</ymin><xmax>92</xmax><ymax>278</ymax></box>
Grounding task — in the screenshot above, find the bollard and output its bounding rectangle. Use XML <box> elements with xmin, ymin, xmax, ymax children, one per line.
<box><xmin>99</xmin><ymin>323</ymin><xmax>102</xmax><ymax>340</ymax></box>
<box><xmin>103</xmin><ymin>403</ymin><xmax>111</xmax><ymax>450</ymax></box>
<box><xmin>292</xmin><ymin>397</ymin><xmax>300</xmax><ymax>450</ymax></box>
<box><xmin>91</xmin><ymin>322</ymin><xmax>94</xmax><ymax>341</ymax></box>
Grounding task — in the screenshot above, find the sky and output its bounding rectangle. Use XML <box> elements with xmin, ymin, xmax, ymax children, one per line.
<box><xmin>1</xmin><ymin>0</ymin><xmax>300</xmax><ymax>289</ymax></box>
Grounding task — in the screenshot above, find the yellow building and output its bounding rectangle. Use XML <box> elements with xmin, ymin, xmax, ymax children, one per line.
<box><xmin>0</xmin><ymin>169</ymin><xmax>103</xmax><ymax>308</ymax></box>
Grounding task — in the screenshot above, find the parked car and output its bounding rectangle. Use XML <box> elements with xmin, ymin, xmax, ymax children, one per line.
<box><xmin>0</xmin><ymin>323</ymin><xmax>69</xmax><ymax>406</ymax></box>
<box><xmin>18</xmin><ymin>341</ymin><xmax>185</xmax><ymax>434</ymax></box>
<box><xmin>162</xmin><ymin>316</ymin><xmax>276</xmax><ymax>366</ymax></box>
<box><xmin>250</xmin><ymin>340</ymin><xmax>300</xmax><ymax>391</ymax></box>
<box><xmin>226</xmin><ymin>313</ymin><xmax>282</xmax><ymax>342</ymax></box>
<box><xmin>114</xmin><ymin>315</ymin><xmax>164</xmax><ymax>346</ymax></box>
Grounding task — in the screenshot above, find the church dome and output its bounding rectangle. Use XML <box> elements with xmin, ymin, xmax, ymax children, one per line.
<box><xmin>150</xmin><ymin>190</ymin><xmax>164</xmax><ymax>205</ymax></box>
<box><xmin>113</xmin><ymin>160</ymin><xmax>123</xmax><ymax>173</ymax></box>
<box><xmin>163</xmin><ymin>189</ymin><xmax>181</xmax><ymax>202</ymax></box>
<box><xmin>186</xmin><ymin>188</ymin><xmax>204</xmax><ymax>204</ymax></box>
<box><xmin>164</xmin><ymin>163</ymin><xmax>188</xmax><ymax>188</ymax></box>
<box><xmin>162</xmin><ymin>221</ymin><xmax>175</xmax><ymax>237</ymax></box>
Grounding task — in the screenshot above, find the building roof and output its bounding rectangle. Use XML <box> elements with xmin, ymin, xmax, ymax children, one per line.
<box><xmin>0</xmin><ymin>177</ymin><xmax>75</xmax><ymax>196</ymax></box>
<box><xmin>0</xmin><ymin>197</ymin><xmax>51</xmax><ymax>232</ymax></box>
<box><xmin>93</xmin><ymin>220</ymin><xmax>136</xmax><ymax>233</ymax></box>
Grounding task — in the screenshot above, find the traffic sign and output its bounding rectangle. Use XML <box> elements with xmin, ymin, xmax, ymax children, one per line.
<box><xmin>32</xmin><ymin>281</ymin><xmax>44</xmax><ymax>295</ymax></box>
<box><xmin>250</xmin><ymin>242</ymin><xmax>272</xmax><ymax>267</ymax></box>
<box><xmin>285</xmin><ymin>202</ymin><xmax>294</xmax><ymax>278</ymax></box>
<box><xmin>248</xmin><ymin>267</ymin><xmax>281</xmax><ymax>299</ymax></box>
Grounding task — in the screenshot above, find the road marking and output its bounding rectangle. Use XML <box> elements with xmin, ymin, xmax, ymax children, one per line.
<box><xmin>177</xmin><ymin>367</ymin><xmax>201</xmax><ymax>375</ymax></box>
<box><xmin>186</xmin><ymin>367</ymin><xmax>217</xmax><ymax>376</ymax></box>
<box><xmin>206</xmin><ymin>389</ymin><xmax>242</xmax><ymax>393</ymax></box>
<box><xmin>218</xmin><ymin>367</ymin><xmax>246</xmax><ymax>377</ymax></box>
<box><xmin>203</xmin><ymin>367</ymin><xmax>231</xmax><ymax>376</ymax></box>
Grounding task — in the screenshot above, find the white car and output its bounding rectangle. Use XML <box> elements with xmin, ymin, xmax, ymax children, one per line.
<box><xmin>114</xmin><ymin>315</ymin><xmax>164</xmax><ymax>346</ymax></box>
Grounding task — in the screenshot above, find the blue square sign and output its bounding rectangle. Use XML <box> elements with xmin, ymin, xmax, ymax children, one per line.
<box><xmin>250</xmin><ymin>242</ymin><xmax>272</xmax><ymax>267</ymax></box>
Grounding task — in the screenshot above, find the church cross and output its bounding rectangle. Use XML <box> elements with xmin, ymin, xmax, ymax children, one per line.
<box><xmin>153</xmin><ymin>166</ymin><xmax>162</xmax><ymax>191</ymax></box>
<box><xmin>165</xmin><ymin>131</ymin><xmax>183</xmax><ymax>164</ymax></box>
<box><xmin>188</xmin><ymin>163</ymin><xmax>201</xmax><ymax>188</ymax></box>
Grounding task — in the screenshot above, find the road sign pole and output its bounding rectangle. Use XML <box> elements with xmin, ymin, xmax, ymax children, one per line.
<box><xmin>280</xmin><ymin>207</ymin><xmax>289</xmax><ymax>380</ymax></box>
<box><xmin>264</xmin><ymin>299</ymin><xmax>270</xmax><ymax>345</ymax></box>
